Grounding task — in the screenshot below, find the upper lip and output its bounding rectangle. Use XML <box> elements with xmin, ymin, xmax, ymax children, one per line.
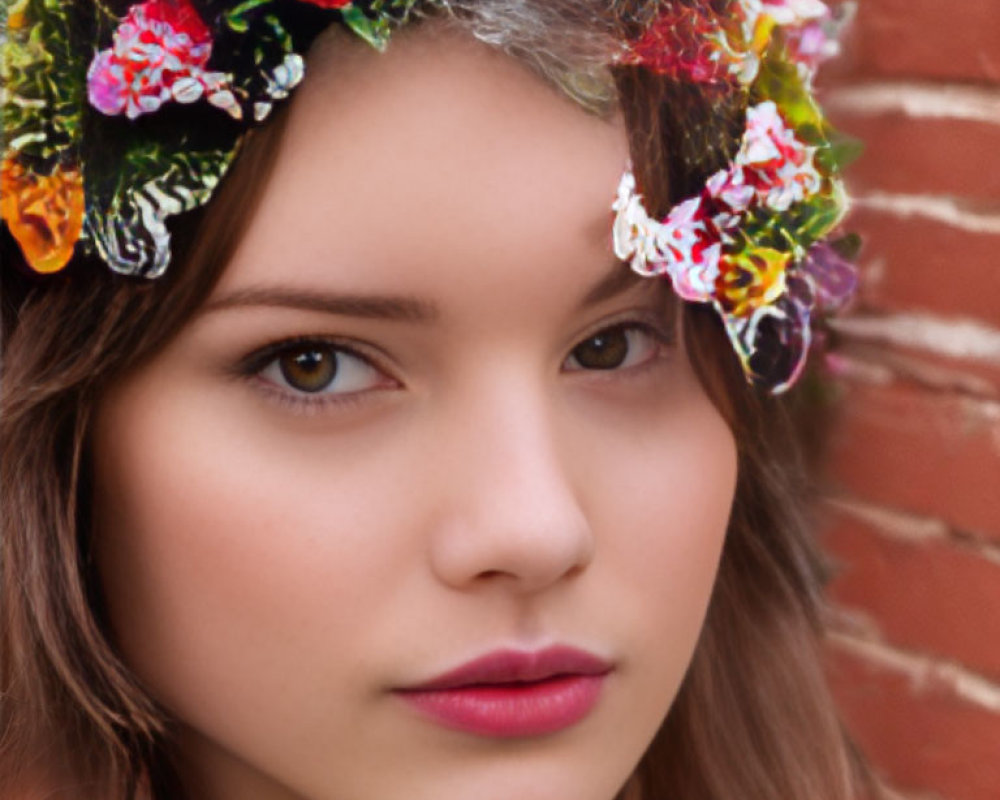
<box><xmin>400</xmin><ymin>645</ymin><xmax>613</xmax><ymax>691</ymax></box>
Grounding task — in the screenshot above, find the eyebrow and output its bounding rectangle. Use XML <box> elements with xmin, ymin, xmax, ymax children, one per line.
<box><xmin>200</xmin><ymin>259</ymin><xmax>642</xmax><ymax>322</ymax></box>
<box><xmin>200</xmin><ymin>287</ymin><xmax>439</xmax><ymax>323</ymax></box>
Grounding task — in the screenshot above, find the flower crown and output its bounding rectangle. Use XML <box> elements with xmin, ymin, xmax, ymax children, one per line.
<box><xmin>1</xmin><ymin>0</ymin><xmax>858</xmax><ymax>393</ymax></box>
<box><xmin>2</xmin><ymin>0</ymin><xmax>429</xmax><ymax>278</ymax></box>
<box><xmin>613</xmin><ymin>0</ymin><xmax>859</xmax><ymax>392</ymax></box>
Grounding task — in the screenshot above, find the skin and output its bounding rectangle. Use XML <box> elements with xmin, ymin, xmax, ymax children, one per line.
<box><xmin>92</xmin><ymin>25</ymin><xmax>737</xmax><ymax>800</ymax></box>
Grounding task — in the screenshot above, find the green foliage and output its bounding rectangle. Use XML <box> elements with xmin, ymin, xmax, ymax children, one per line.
<box><xmin>1</xmin><ymin>0</ymin><xmax>86</xmax><ymax>166</ymax></box>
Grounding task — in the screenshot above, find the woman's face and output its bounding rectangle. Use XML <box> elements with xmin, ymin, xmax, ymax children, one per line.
<box><xmin>93</xmin><ymin>27</ymin><xmax>737</xmax><ymax>800</ymax></box>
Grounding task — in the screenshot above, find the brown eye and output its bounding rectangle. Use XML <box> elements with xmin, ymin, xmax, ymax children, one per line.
<box><xmin>257</xmin><ymin>342</ymin><xmax>387</xmax><ymax>397</ymax></box>
<box><xmin>279</xmin><ymin>346</ymin><xmax>338</xmax><ymax>393</ymax></box>
<box><xmin>569</xmin><ymin>328</ymin><xmax>630</xmax><ymax>370</ymax></box>
<box><xmin>564</xmin><ymin>324</ymin><xmax>662</xmax><ymax>372</ymax></box>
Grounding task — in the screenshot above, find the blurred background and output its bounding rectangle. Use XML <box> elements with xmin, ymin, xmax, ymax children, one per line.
<box><xmin>815</xmin><ymin>2</ymin><xmax>1000</xmax><ymax>799</ymax></box>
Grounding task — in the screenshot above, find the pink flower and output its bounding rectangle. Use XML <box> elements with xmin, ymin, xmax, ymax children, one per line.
<box><xmin>657</xmin><ymin>196</ymin><xmax>721</xmax><ymax>302</ymax></box>
<box><xmin>749</xmin><ymin>0</ymin><xmax>847</xmax><ymax>77</ymax></box>
<box><xmin>87</xmin><ymin>0</ymin><xmax>240</xmax><ymax>120</ymax></box>
<box><xmin>734</xmin><ymin>101</ymin><xmax>821</xmax><ymax>210</ymax></box>
<box><xmin>611</xmin><ymin>172</ymin><xmax>722</xmax><ymax>302</ymax></box>
<box><xmin>730</xmin><ymin>0</ymin><xmax>835</xmax><ymax>82</ymax></box>
<box><xmin>784</xmin><ymin>11</ymin><xmax>849</xmax><ymax>74</ymax></box>
<box><xmin>739</xmin><ymin>102</ymin><xmax>805</xmax><ymax>168</ymax></box>
<box><xmin>705</xmin><ymin>167</ymin><xmax>755</xmax><ymax>220</ymax></box>
<box><xmin>611</xmin><ymin>105</ymin><xmax>827</xmax><ymax>312</ymax></box>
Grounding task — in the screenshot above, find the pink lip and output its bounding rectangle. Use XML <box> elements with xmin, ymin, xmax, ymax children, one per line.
<box><xmin>395</xmin><ymin>646</ymin><xmax>612</xmax><ymax>738</ymax></box>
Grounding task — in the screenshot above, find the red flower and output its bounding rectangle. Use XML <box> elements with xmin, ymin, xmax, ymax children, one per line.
<box><xmin>87</xmin><ymin>0</ymin><xmax>239</xmax><ymax>119</ymax></box>
<box><xmin>620</xmin><ymin>3</ymin><xmax>744</xmax><ymax>86</ymax></box>
<box><xmin>138</xmin><ymin>0</ymin><xmax>211</xmax><ymax>44</ymax></box>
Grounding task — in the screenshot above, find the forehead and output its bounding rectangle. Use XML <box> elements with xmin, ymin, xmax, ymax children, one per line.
<box><xmin>214</xmin><ymin>23</ymin><xmax>631</xmax><ymax>318</ymax></box>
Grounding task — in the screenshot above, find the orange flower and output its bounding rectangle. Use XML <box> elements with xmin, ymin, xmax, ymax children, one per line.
<box><xmin>1</xmin><ymin>157</ymin><xmax>85</xmax><ymax>274</ymax></box>
<box><xmin>6</xmin><ymin>0</ymin><xmax>28</xmax><ymax>29</ymax></box>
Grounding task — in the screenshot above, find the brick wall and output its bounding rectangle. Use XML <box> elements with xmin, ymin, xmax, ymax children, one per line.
<box><xmin>817</xmin><ymin>2</ymin><xmax>1000</xmax><ymax>799</ymax></box>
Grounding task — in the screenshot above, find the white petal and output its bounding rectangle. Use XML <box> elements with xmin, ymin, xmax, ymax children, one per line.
<box><xmin>171</xmin><ymin>76</ymin><xmax>204</xmax><ymax>104</ymax></box>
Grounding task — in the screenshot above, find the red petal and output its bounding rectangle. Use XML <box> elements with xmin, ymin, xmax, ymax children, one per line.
<box><xmin>137</xmin><ymin>0</ymin><xmax>211</xmax><ymax>45</ymax></box>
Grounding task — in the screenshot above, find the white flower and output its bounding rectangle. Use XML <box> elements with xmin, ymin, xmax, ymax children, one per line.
<box><xmin>613</xmin><ymin>172</ymin><xmax>661</xmax><ymax>275</ymax></box>
<box><xmin>759</xmin><ymin>0</ymin><xmax>829</xmax><ymax>26</ymax></box>
<box><xmin>611</xmin><ymin>171</ymin><xmax>721</xmax><ymax>300</ymax></box>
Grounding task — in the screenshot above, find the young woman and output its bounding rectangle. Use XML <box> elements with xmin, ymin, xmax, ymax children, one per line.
<box><xmin>1</xmin><ymin>1</ymin><xmax>867</xmax><ymax>798</ymax></box>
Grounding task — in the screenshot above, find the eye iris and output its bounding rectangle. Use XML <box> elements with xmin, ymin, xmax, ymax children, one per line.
<box><xmin>573</xmin><ymin>329</ymin><xmax>629</xmax><ymax>370</ymax></box>
<box><xmin>279</xmin><ymin>347</ymin><xmax>337</xmax><ymax>392</ymax></box>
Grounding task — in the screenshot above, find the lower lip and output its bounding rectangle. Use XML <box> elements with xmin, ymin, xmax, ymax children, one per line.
<box><xmin>397</xmin><ymin>673</ymin><xmax>607</xmax><ymax>738</ymax></box>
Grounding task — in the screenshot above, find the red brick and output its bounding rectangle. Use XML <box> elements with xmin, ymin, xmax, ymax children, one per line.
<box><xmin>846</xmin><ymin>210</ymin><xmax>1000</xmax><ymax>328</ymax></box>
<box><xmin>833</xmin><ymin>115</ymin><xmax>1000</xmax><ymax>204</ymax></box>
<box><xmin>827</xmin><ymin>645</ymin><xmax>1000</xmax><ymax>800</ymax></box>
<box><xmin>822</xmin><ymin>0</ymin><xmax>1000</xmax><ymax>85</ymax></box>
<box><xmin>823</xmin><ymin>510</ymin><xmax>1000</xmax><ymax>681</ymax></box>
<box><xmin>826</xmin><ymin>380</ymin><xmax>1000</xmax><ymax>540</ymax></box>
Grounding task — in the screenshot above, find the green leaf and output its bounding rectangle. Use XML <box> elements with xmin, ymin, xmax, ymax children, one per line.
<box><xmin>815</xmin><ymin>133</ymin><xmax>864</xmax><ymax>174</ymax></box>
<box><xmin>2</xmin><ymin>0</ymin><xmax>85</xmax><ymax>165</ymax></box>
<box><xmin>753</xmin><ymin>44</ymin><xmax>826</xmax><ymax>135</ymax></box>
<box><xmin>224</xmin><ymin>0</ymin><xmax>274</xmax><ymax>34</ymax></box>
<box><xmin>340</xmin><ymin>5</ymin><xmax>392</xmax><ymax>51</ymax></box>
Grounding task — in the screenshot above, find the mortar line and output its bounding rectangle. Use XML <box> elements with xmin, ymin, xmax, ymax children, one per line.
<box><xmin>830</xmin><ymin>311</ymin><xmax>1000</xmax><ymax>363</ymax></box>
<box><xmin>828</xmin><ymin>82</ymin><xmax>1000</xmax><ymax>124</ymax></box>
<box><xmin>828</xmin><ymin>630</ymin><xmax>1000</xmax><ymax>713</ymax></box>
<box><xmin>822</xmin><ymin>495</ymin><xmax>1000</xmax><ymax>566</ymax></box>
<box><xmin>852</xmin><ymin>192</ymin><xmax>1000</xmax><ymax>235</ymax></box>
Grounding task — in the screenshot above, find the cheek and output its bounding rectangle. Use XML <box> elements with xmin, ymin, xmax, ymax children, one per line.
<box><xmin>572</xmin><ymin>385</ymin><xmax>736</xmax><ymax>716</ymax></box>
<box><xmin>91</xmin><ymin>377</ymin><xmax>420</xmax><ymax>740</ymax></box>
<box><xmin>619</xmin><ymin>405</ymin><xmax>735</xmax><ymax>610</ymax></box>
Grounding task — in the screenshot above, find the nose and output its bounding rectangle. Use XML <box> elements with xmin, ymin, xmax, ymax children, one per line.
<box><xmin>427</xmin><ymin>384</ymin><xmax>595</xmax><ymax>596</ymax></box>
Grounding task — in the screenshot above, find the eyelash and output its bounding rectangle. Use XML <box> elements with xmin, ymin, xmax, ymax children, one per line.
<box><xmin>564</xmin><ymin>318</ymin><xmax>673</xmax><ymax>376</ymax></box>
<box><xmin>238</xmin><ymin>316</ymin><xmax>674</xmax><ymax>414</ymax></box>
<box><xmin>237</xmin><ymin>336</ymin><xmax>399</xmax><ymax>414</ymax></box>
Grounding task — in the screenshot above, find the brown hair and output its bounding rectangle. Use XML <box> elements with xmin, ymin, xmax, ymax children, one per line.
<box><xmin>2</xmin><ymin>5</ymin><xmax>869</xmax><ymax>798</ymax></box>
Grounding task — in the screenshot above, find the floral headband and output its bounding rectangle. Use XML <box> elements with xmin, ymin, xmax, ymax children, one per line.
<box><xmin>1</xmin><ymin>0</ymin><xmax>428</xmax><ymax>279</ymax></box>
<box><xmin>1</xmin><ymin>0</ymin><xmax>857</xmax><ymax>393</ymax></box>
<box><xmin>612</xmin><ymin>0</ymin><xmax>860</xmax><ymax>392</ymax></box>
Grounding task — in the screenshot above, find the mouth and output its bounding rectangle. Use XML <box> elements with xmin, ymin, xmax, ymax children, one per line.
<box><xmin>394</xmin><ymin>645</ymin><xmax>613</xmax><ymax>738</ymax></box>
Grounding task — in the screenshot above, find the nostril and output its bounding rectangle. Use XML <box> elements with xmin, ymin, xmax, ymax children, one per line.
<box><xmin>563</xmin><ymin>563</ymin><xmax>586</xmax><ymax>580</ymax></box>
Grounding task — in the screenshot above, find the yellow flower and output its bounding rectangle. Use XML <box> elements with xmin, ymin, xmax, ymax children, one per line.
<box><xmin>715</xmin><ymin>247</ymin><xmax>790</xmax><ymax>318</ymax></box>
